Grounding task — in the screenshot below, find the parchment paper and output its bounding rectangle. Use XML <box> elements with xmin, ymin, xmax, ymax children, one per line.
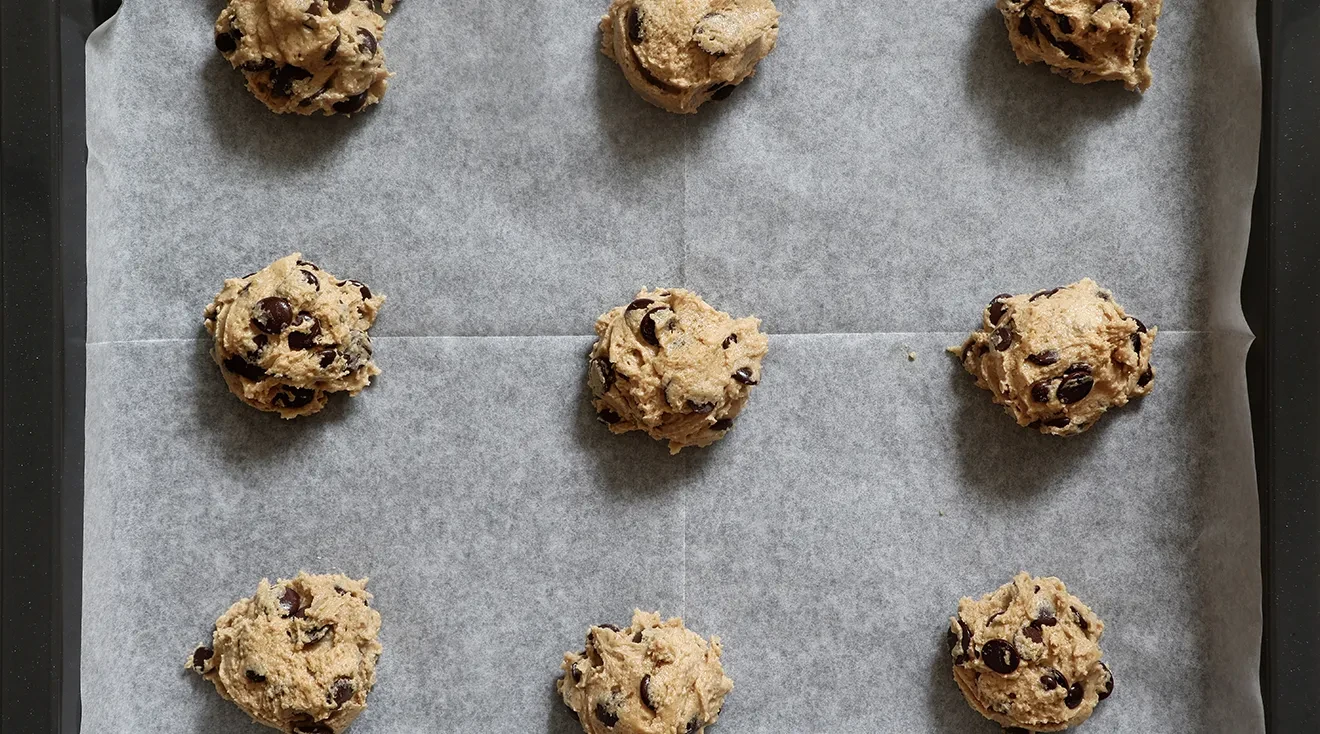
<box><xmin>82</xmin><ymin>1</ymin><xmax>1264</xmax><ymax>732</ymax></box>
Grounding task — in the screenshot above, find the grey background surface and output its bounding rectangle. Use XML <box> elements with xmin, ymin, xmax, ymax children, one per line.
<box><xmin>82</xmin><ymin>1</ymin><xmax>1263</xmax><ymax>732</ymax></box>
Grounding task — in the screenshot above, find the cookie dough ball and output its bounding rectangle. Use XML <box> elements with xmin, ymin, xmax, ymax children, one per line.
<box><xmin>948</xmin><ymin>573</ymin><xmax>1114</xmax><ymax>732</ymax></box>
<box><xmin>600</xmin><ymin>0</ymin><xmax>780</xmax><ymax>114</ymax></box>
<box><xmin>214</xmin><ymin>0</ymin><xmax>395</xmax><ymax>115</ymax></box>
<box><xmin>187</xmin><ymin>573</ymin><xmax>382</xmax><ymax>734</ymax></box>
<box><xmin>956</xmin><ymin>278</ymin><xmax>1154</xmax><ymax>436</ymax></box>
<box><xmin>558</xmin><ymin>611</ymin><xmax>733</xmax><ymax>734</ymax></box>
<box><xmin>589</xmin><ymin>288</ymin><xmax>769</xmax><ymax>453</ymax></box>
<box><xmin>204</xmin><ymin>253</ymin><xmax>385</xmax><ymax>419</ymax></box>
<box><xmin>997</xmin><ymin>0</ymin><xmax>1163</xmax><ymax>92</ymax></box>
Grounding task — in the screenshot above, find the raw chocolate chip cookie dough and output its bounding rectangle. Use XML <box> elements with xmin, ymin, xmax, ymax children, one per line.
<box><xmin>589</xmin><ymin>288</ymin><xmax>769</xmax><ymax>453</ymax></box>
<box><xmin>948</xmin><ymin>573</ymin><xmax>1114</xmax><ymax>732</ymax></box>
<box><xmin>558</xmin><ymin>611</ymin><xmax>733</xmax><ymax>734</ymax></box>
<box><xmin>205</xmin><ymin>253</ymin><xmax>384</xmax><ymax>418</ymax></box>
<box><xmin>188</xmin><ymin>573</ymin><xmax>382</xmax><ymax>734</ymax></box>
<box><xmin>956</xmin><ymin>278</ymin><xmax>1155</xmax><ymax>436</ymax></box>
<box><xmin>998</xmin><ymin>0</ymin><xmax>1163</xmax><ymax>92</ymax></box>
<box><xmin>600</xmin><ymin>0</ymin><xmax>780</xmax><ymax>113</ymax></box>
<box><xmin>215</xmin><ymin>0</ymin><xmax>396</xmax><ymax>115</ymax></box>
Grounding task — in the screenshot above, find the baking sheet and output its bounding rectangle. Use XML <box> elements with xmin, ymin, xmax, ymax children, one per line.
<box><xmin>82</xmin><ymin>1</ymin><xmax>1263</xmax><ymax>732</ymax></box>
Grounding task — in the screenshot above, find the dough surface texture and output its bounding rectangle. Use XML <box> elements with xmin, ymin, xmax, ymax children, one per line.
<box><xmin>997</xmin><ymin>0</ymin><xmax>1163</xmax><ymax>92</ymax></box>
<box><xmin>558</xmin><ymin>610</ymin><xmax>733</xmax><ymax>734</ymax></box>
<box><xmin>215</xmin><ymin>0</ymin><xmax>394</xmax><ymax>115</ymax></box>
<box><xmin>956</xmin><ymin>278</ymin><xmax>1154</xmax><ymax>436</ymax></box>
<box><xmin>600</xmin><ymin>0</ymin><xmax>780</xmax><ymax>113</ymax></box>
<box><xmin>589</xmin><ymin>288</ymin><xmax>768</xmax><ymax>453</ymax></box>
<box><xmin>205</xmin><ymin>253</ymin><xmax>384</xmax><ymax>419</ymax></box>
<box><xmin>188</xmin><ymin>572</ymin><xmax>382</xmax><ymax>734</ymax></box>
<box><xmin>949</xmin><ymin>572</ymin><xmax>1114</xmax><ymax>732</ymax></box>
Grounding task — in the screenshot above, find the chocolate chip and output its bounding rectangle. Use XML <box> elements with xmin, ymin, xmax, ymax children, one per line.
<box><xmin>1057</xmin><ymin>372</ymin><xmax>1094</xmax><ymax>404</ymax></box>
<box><xmin>1131</xmin><ymin>332</ymin><xmax>1142</xmax><ymax>355</ymax></box>
<box><xmin>709</xmin><ymin>83</ymin><xmax>736</xmax><ymax>101</ymax></box>
<box><xmin>223</xmin><ymin>355</ymin><xmax>268</xmax><ymax>382</ymax></box>
<box><xmin>308</xmin><ymin>1</ymin><xmax>323</xmax><ymax>14</ymax></box>
<box><xmin>1098</xmin><ymin>661</ymin><xmax>1114</xmax><ymax>700</ymax></box>
<box><xmin>1041</xmin><ymin>668</ymin><xmax>1068</xmax><ymax>691</ymax></box>
<box><xmin>991</xmin><ymin>322</ymin><xmax>1014</xmax><ymax>351</ymax></box>
<box><xmin>987</xmin><ymin>611</ymin><xmax>1004</xmax><ymax>626</ymax></box>
<box><xmin>987</xmin><ymin>295</ymin><xmax>1013</xmax><ymax>324</ymax></box>
<box><xmin>1055</xmin><ymin>40</ymin><xmax>1087</xmax><ymax>62</ymax></box>
<box><xmin>1030</xmin><ymin>287</ymin><xmax>1060</xmax><ymax>302</ymax></box>
<box><xmin>570</xmin><ymin>662</ymin><xmax>582</xmax><ymax>683</ymax></box>
<box><xmin>960</xmin><ymin>340</ymin><xmax>977</xmax><ymax>364</ymax></box>
<box><xmin>640</xmin><ymin>308</ymin><xmax>670</xmax><ymax>347</ymax></box>
<box><xmin>1138</xmin><ymin>368</ymin><xmax>1154</xmax><ymax>387</ymax></box>
<box><xmin>633</xmin><ymin>631</ymin><xmax>643</xmax><ymax>643</ymax></box>
<box><xmin>685</xmin><ymin>718</ymin><xmax>701</xmax><ymax>734</ymax></box>
<box><xmin>732</xmin><ymin>367</ymin><xmax>757</xmax><ymax>385</ymax></box>
<box><xmin>723</xmin><ymin>333</ymin><xmax>738</xmax><ymax>349</ymax></box>
<box><xmin>251</xmin><ymin>297</ymin><xmax>294</xmax><ymax>334</ymax></box>
<box><xmin>358</xmin><ymin>29</ymin><xmax>378</xmax><ymax>56</ymax></box>
<box><xmin>1043</xmin><ymin>416</ymin><xmax>1071</xmax><ymax>428</ymax></box>
<box><xmin>688</xmin><ymin>401</ymin><xmax>715</xmax><ymax>414</ymax></box>
<box><xmin>1030</xmin><ymin>379</ymin><xmax>1053</xmax><ymax>403</ymax></box>
<box><xmin>589</xmin><ymin>358</ymin><xmax>616</xmax><ymax>397</ymax></box>
<box><xmin>318</xmin><ymin>349</ymin><xmax>338</xmax><ymax>369</ymax></box>
<box><xmin>338</xmin><ymin>280</ymin><xmax>373</xmax><ymax>300</ymax></box>
<box><xmin>270</xmin><ymin>65</ymin><xmax>312</xmax><ymax>97</ymax></box>
<box><xmin>323</xmin><ymin>34</ymin><xmax>341</xmax><ymax>61</ymax></box>
<box><xmin>626</xmin><ymin>7</ymin><xmax>644</xmax><ymax>44</ymax></box>
<box><xmin>1022</xmin><ymin>624</ymin><xmax>1043</xmax><ymax>643</ymax></box>
<box><xmin>1027</xmin><ymin>350</ymin><xmax>1059</xmax><ymax>366</ymax></box>
<box><xmin>292</xmin><ymin>725</ymin><xmax>333</xmax><ymax>734</ymax></box>
<box><xmin>1065</xmin><ymin>682</ymin><xmax>1086</xmax><ymax>708</ymax></box>
<box><xmin>190</xmin><ymin>646</ymin><xmax>214</xmax><ymax>672</ymax></box>
<box><xmin>304</xmin><ymin>624</ymin><xmax>333</xmax><ymax>644</ymax></box>
<box><xmin>981</xmin><ymin>639</ymin><xmax>1019</xmax><ymax>674</ymax></box>
<box><xmin>639</xmin><ymin>674</ymin><xmax>657</xmax><ymax>711</ymax></box>
<box><xmin>288</xmin><ymin>318</ymin><xmax>321</xmax><ymax>351</ymax></box>
<box><xmin>1018</xmin><ymin>14</ymin><xmax>1033</xmax><ymax>37</ymax></box>
<box><xmin>597</xmin><ymin>623</ymin><xmax>620</xmax><ymax>632</ymax></box>
<box><xmin>1070</xmin><ymin>606</ymin><xmax>1090</xmax><ymax>632</ymax></box>
<box><xmin>245</xmin><ymin>669</ymin><xmax>267</xmax><ymax>683</ymax></box>
<box><xmin>946</xmin><ymin>625</ymin><xmax>958</xmax><ymax>654</ymax></box>
<box><xmin>594</xmin><ymin>701</ymin><xmax>619</xmax><ymax>727</ymax></box>
<box><xmin>957</xmin><ymin>618</ymin><xmax>972</xmax><ymax>653</ymax></box>
<box><xmin>1066</xmin><ymin>362</ymin><xmax>1092</xmax><ymax>375</ymax></box>
<box><xmin>626</xmin><ymin>298</ymin><xmax>654</xmax><ymax>312</ymax></box>
<box><xmin>1036</xmin><ymin>610</ymin><xmax>1057</xmax><ymax>626</ymax></box>
<box><xmin>711</xmin><ymin>418</ymin><xmax>734</xmax><ymax>431</ymax></box>
<box><xmin>278</xmin><ymin>587</ymin><xmax>303</xmax><ymax>617</ymax></box>
<box><xmin>215</xmin><ymin>32</ymin><xmax>238</xmax><ymax>54</ymax></box>
<box><xmin>1055</xmin><ymin>13</ymin><xmax>1073</xmax><ymax>34</ymax></box>
<box><xmin>330</xmin><ymin>677</ymin><xmax>354</xmax><ymax>705</ymax></box>
<box><xmin>329</xmin><ymin>0</ymin><xmax>350</xmax><ymax>10</ymax></box>
<box><xmin>241</xmin><ymin>58</ymin><xmax>275</xmax><ymax>72</ymax></box>
<box><xmin>333</xmin><ymin>91</ymin><xmax>369</xmax><ymax>115</ymax></box>
<box><xmin>274</xmin><ymin>388</ymin><xmax>316</xmax><ymax>409</ymax></box>
<box><xmin>598</xmin><ymin>409</ymin><xmax>622</xmax><ymax>424</ymax></box>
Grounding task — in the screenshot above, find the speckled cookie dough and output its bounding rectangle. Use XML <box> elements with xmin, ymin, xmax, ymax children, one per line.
<box><xmin>997</xmin><ymin>0</ymin><xmax>1163</xmax><ymax>92</ymax></box>
<box><xmin>948</xmin><ymin>573</ymin><xmax>1114</xmax><ymax>732</ymax></box>
<box><xmin>188</xmin><ymin>573</ymin><xmax>382</xmax><ymax>734</ymax></box>
<box><xmin>600</xmin><ymin>0</ymin><xmax>780</xmax><ymax>113</ymax></box>
<box><xmin>214</xmin><ymin>0</ymin><xmax>396</xmax><ymax>115</ymax></box>
<box><xmin>955</xmin><ymin>278</ymin><xmax>1154</xmax><ymax>436</ymax></box>
<box><xmin>589</xmin><ymin>288</ymin><xmax>768</xmax><ymax>453</ymax></box>
<box><xmin>204</xmin><ymin>253</ymin><xmax>384</xmax><ymax>419</ymax></box>
<box><xmin>558</xmin><ymin>610</ymin><xmax>733</xmax><ymax>734</ymax></box>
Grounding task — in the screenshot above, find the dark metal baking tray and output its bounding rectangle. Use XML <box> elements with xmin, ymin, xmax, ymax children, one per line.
<box><xmin>1</xmin><ymin>0</ymin><xmax>1314</xmax><ymax>731</ymax></box>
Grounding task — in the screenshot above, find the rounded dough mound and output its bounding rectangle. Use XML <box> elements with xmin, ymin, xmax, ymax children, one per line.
<box><xmin>948</xmin><ymin>573</ymin><xmax>1114</xmax><ymax>732</ymax></box>
<box><xmin>558</xmin><ymin>611</ymin><xmax>733</xmax><ymax>734</ymax></box>
<box><xmin>205</xmin><ymin>253</ymin><xmax>385</xmax><ymax>419</ymax></box>
<box><xmin>600</xmin><ymin>0</ymin><xmax>780</xmax><ymax>114</ymax></box>
<box><xmin>997</xmin><ymin>0</ymin><xmax>1163</xmax><ymax>92</ymax></box>
<box><xmin>589</xmin><ymin>288</ymin><xmax>769</xmax><ymax>454</ymax></box>
<box><xmin>214</xmin><ymin>0</ymin><xmax>395</xmax><ymax>116</ymax></box>
<box><xmin>187</xmin><ymin>573</ymin><xmax>382</xmax><ymax>734</ymax></box>
<box><xmin>956</xmin><ymin>278</ymin><xmax>1154</xmax><ymax>436</ymax></box>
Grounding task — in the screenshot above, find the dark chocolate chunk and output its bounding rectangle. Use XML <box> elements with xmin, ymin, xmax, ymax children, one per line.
<box><xmin>245</xmin><ymin>669</ymin><xmax>267</xmax><ymax>683</ymax></box>
<box><xmin>732</xmin><ymin>367</ymin><xmax>758</xmax><ymax>385</ymax></box>
<box><xmin>241</xmin><ymin>58</ymin><xmax>275</xmax><ymax>73</ymax></box>
<box><xmin>1065</xmin><ymin>682</ymin><xmax>1086</xmax><ymax>708</ymax></box>
<box><xmin>1030</xmin><ymin>379</ymin><xmax>1053</xmax><ymax>403</ymax></box>
<box><xmin>331</xmin><ymin>677</ymin><xmax>354</xmax><ymax>705</ymax></box>
<box><xmin>627</xmin><ymin>7</ymin><xmax>644</xmax><ymax>44</ymax></box>
<box><xmin>223</xmin><ymin>355</ymin><xmax>268</xmax><ymax>382</ymax></box>
<box><xmin>318</xmin><ymin>349</ymin><xmax>338</xmax><ymax>369</ymax></box>
<box><xmin>1027</xmin><ymin>350</ymin><xmax>1060</xmax><ymax>366</ymax></box>
<box><xmin>334</xmin><ymin>91</ymin><xmax>369</xmax><ymax>115</ymax></box>
<box><xmin>685</xmin><ymin>717</ymin><xmax>702</xmax><ymax>734</ymax></box>
<box><xmin>1043</xmin><ymin>416</ymin><xmax>1071</xmax><ymax>429</ymax></box>
<box><xmin>1030</xmin><ymin>287</ymin><xmax>1060</xmax><ymax>302</ymax></box>
<box><xmin>589</xmin><ymin>358</ymin><xmax>616</xmax><ymax>396</ymax></box>
<box><xmin>1036</xmin><ymin>610</ymin><xmax>1057</xmax><ymax>626</ymax></box>
<box><xmin>946</xmin><ymin>625</ymin><xmax>958</xmax><ymax>654</ymax></box>
<box><xmin>358</xmin><ymin>29</ymin><xmax>378</xmax><ymax>56</ymax></box>
<box><xmin>1018</xmin><ymin>14</ymin><xmax>1034</xmax><ymax>37</ymax></box>
<box><xmin>597</xmin><ymin>623</ymin><xmax>620</xmax><ymax>632</ymax></box>
<box><xmin>324</xmin><ymin>33</ymin><xmax>341</xmax><ymax>61</ymax></box>
<box><xmin>723</xmin><ymin>333</ymin><xmax>738</xmax><ymax>349</ymax></box>
<box><xmin>1022</xmin><ymin>624</ymin><xmax>1043</xmax><ymax>643</ymax></box>
<box><xmin>1065</xmin><ymin>362</ymin><xmax>1092</xmax><ymax>375</ymax></box>
<box><xmin>958</xmin><ymin>618</ymin><xmax>972</xmax><ymax>653</ymax></box>
<box><xmin>1131</xmin><ymin>332</ymin><xmax>1142</xmax><ymax>355</ymax></box>
<box><xmin>1056</xmin><ymin>372</ymin><xmax>1094</xmax><ymax>404</ymax></box>
<box><xmin>274</xmin><ymin>388</ymin><xmax>316</xmax><ymax>409</ymax></box>
<box><xmin>308</xmin><ymin>1</ymin><xmax>323</xmax><ymax>14</ymax></box>
<box><xmin>709</xmin><ymin>83</ymin><xmax>736</xmax><ymax>101</ymax></box>
<box><xmin>1070</xmin><ymin>606</ymin><xmax>1090</xmax><ymax>632</ymax></box>
<box><xmin>329</xmin><ymin>0</ymin><xmax>350</xmax><ymax>11</ymax></box>
<box><xmin>300</xmin><ymin>269</ymin><xmax>320</xmax><ymax>289</ymax></box>
<box><xmin>594</xmin><ymin>701</ymin><xmax>619</xmax><ymax>727</ymax></box>
<box><xmin>598</xmin><ymin>408</ymin><xmax>622</xmax><ymax>424</ymax></box>
<box><xmin>981</xmin><ymin>639</ymin><xmax>1019</xmax><ymax>674</ymax></box>
<box><xmin>710</xmin><ymin>418</ymin><xmax>734</xmax><ymax>431</ymax></box>
<box><xmin>639</xmin><ymin>674</ymin><xmax>657</xmax><ymax>711</ymax></box>
<box><xmin>633</xmin><ymin>631</ymin><xmax>643</xmax><ymax>643</ymax></box>
<box><xmin>304</xmin><ymin>625</ymin><xmax>331</xmax><ymax>644</ymax></box>
<box><xmin>253</xmin><ymin>297</ymin><xmax>293</xmax><ymax>334</ymax></box>
<box><xmin>1041</xmin><ymin>668</ymin><xmax>1068</xmax><ymax>691</ymax></box>
<box><xmin>640</xmin><ymin>308</ymin><xmax>670</xmax><ymax>347</ymax></box>
<box><xmin>288</xmin><ymin>317</ymin><xmax>321</xmax><ymax>350</ymax></box>
<box><xmin>191</xmin><ymin>646</ymin><xmax>214</xmax><ymax>672</ymax></box>
<box><xmin>991</xmin><ymin>322</ymin><xmax>1015</xmax><ymax>351</ymax></box>
<box><xmin>1055</xmin><ymin>40</ymin><xmax>1087</xmax><ymax>62</ymax></box>
<box><xmin>1138</xmin><ymin>368</ymin><xmax>1154</xmax><ymax>387</ymax></box>
<box><xmin>570</xmin><ymin>663</ymin><xmax>582</xmax><ymax>683</ymax></box>
<box><xmin>1098</xmin><ymin>661</ymin><xmax>1114</xmax><ymax>700</ymax></box>
<box><xmin>278</xmin><ymin>586</ymin><xmax>304</xmax><ymax>617</ymax></box>
<box><xmin>216</xmin><ymin>32</ymin><xmax>238</xmax><ymax>55</ymax></box>
<box><xmin>626</xmin><ymin>298</ymin><xmax>654</xmax><ymax>312</ymax></box>
<box><xmin>270</xmin><ymin>65</ymin><xmax>312</xmax><ymax>97</ymax></box>
<box><xmin>988</xmin><ymin>293</ymin><xmax>1012</xmax><ymax>324</ymax></box>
